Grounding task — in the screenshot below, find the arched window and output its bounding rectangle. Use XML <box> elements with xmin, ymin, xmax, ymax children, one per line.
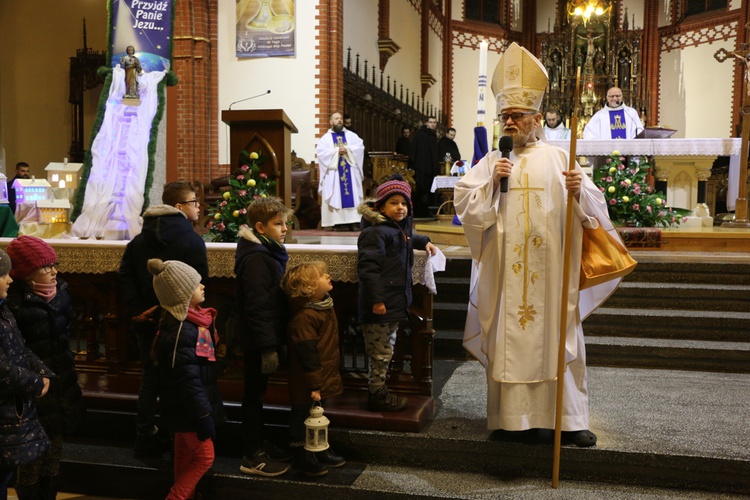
<box><xmin>465</xmin><ymin>0</ymin><xmax>499</xmax><ymax>23</ymax></box>
<box><xmin>685</xmin><ymin>0</ymin><xmax>728</xmax><ymax>17</ymax></box>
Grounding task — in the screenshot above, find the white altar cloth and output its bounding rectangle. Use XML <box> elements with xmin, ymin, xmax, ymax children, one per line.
<box><xmin>0</xmin><ymin>239</ymin><xmax>438</xmax><ymax>294</ymax></box>
<box><xmin>549</xmin><ymin>138</ymin><xmax>743</xmax><ymax>211</ymax></box>
<box><xmin>430</xmin><ymin>176</ymin><xmax>462</xmax><ymax>193</ymax></box>
<box><xmin>547</xmin><ymin>138</ymin><xmax>741</xmax><ymax>157</ymax></box>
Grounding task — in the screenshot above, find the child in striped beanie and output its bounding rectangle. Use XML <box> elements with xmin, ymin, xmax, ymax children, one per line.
<box><xmin>356</xmin><ymin>175</ymin><xmax>436</xmax><ymax>412</ymax></box>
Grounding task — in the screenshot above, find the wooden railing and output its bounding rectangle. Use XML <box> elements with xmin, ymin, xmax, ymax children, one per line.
<box><xmin>0</xmin><ymin>240</ymin><xmax>436</xmax><ymax>403</ymax></box>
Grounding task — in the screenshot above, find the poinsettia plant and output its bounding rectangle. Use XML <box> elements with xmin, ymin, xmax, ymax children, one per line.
<box><xmin>594</xmin><ymin>151</ymin><xmax>688</xmax><ymax>227</ymax></box>
<box><xmin>205</xmin><ymin>149</ymin><xmax>276</xmax><ymax>242</ymax></box>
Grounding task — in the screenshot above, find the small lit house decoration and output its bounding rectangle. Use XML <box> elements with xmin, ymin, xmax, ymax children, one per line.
<box><xmin>304</xmin><ymin>403</ymin><xmax>330</xmax><ymax>452</ymax></box>
<box><xmin>45</xmin><ymin>159</ymin><xmax>83</xmax><ymax>189</ymax></box>
<box><xmin>36</xmin><ymin>199</ymin><xmax>71</xmax><ymax>224</ymax></box>
<box><xmin>0</xmin><ymin>173</ymin><xmax>8</xmax><ymax>204</ymax></box>
<box><xmin>12</xmin><ymin>177</ymin><xmax>52</xmax><ymax>204</ymax></box>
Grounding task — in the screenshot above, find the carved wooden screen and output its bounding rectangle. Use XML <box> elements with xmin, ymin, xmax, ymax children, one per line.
<box><xmin>540</xmin><ymin>7</ymin><xmax>643</xmax><ymax>137</ymax></box>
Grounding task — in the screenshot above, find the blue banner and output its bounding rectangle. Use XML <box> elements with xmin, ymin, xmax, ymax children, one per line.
<box><xmin>472</xmin><ymin>126</ymin><xmax>489</xmax><ymax>166</ymax></box>
<box><xmin>109</xmin><ymin>0</ymin><xmax>173</xmax><ymax>72</ymax></box>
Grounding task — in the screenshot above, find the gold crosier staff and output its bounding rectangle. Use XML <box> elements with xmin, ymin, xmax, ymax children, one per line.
<box><xmin>552</xmin><ymin>66</ymin><xmax>582</xmax><ymax>489</ymax></box>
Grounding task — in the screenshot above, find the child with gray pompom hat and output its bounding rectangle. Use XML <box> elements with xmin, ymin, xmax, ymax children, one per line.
<box><xmin>149</xmin><ymin>258</ymin><xmax>225</xmax><ymax>500</ymax></box>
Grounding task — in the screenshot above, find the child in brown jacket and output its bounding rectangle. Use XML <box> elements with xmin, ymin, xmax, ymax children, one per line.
<box><xmin>280</xmin><ymin>261</ymin><xmax>345</xmax><ymax>478</ymax></box>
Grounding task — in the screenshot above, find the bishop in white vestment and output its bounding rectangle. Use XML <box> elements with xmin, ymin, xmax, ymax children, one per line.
<box><xmin>316</xmin><ymin>112</ymin><xmax>365</xmax><ymax>228</ymax></box>
<box><xmin>455</xmin><ymin>43</ymin><xmax>625</xmax><ymax>447</ymax></box>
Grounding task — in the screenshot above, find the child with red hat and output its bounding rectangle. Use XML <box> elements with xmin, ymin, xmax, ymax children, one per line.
<box><xmin>6</xmin><ymin>236</ymin><xmax>84</xmax><ymax>500</ymax></box>
<box><xmin>0</xmin><ymin>247</ymin><xmax>52</xmax><ymax>500</ymax></box>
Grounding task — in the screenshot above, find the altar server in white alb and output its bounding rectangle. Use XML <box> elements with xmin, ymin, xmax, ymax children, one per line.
<box><xmin>543</xmin><ymin>108</ymin><xmax>570</xmax><ymax>140</ymax></box>
<box><xmin>583</xmin><ymin>86</ymin><xmax>644</xmax><ymax>139</ymax></box>
<box><xmin>316</xmin><ymin>112</ymin><xmax>365</xmax><ymax>230</ymax></box>
<box><xmin>454</xmin><ymin>42</ymin><xmax>623</xmax><ymax>447</ymax></box>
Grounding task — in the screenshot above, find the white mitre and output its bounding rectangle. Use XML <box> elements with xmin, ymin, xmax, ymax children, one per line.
<box><xmin>491</xmin><ymin>42</ymin><xmax>548</xmax><ymax>113</ymax></box>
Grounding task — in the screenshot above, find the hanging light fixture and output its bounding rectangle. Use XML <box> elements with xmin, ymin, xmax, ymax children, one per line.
<box><xmin>568</xmin><ymin>0</ymin><xmax>612</xmax><ymax>25</ymax></box>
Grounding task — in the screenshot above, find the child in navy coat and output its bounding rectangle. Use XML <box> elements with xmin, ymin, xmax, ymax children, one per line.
<box><xmin>149</xmin><ymin>259</ymin><xmax>225</xmax><ymax>500</ymax></box>
<box><xmin>0</xmin><ymin>249</ymin><xmax>52</xmax><ymax>500</ymax></box>
<box><xmin>357</xmin><ymin>175</ymin><xmax>436</xmax><ymax>412</ymax></box>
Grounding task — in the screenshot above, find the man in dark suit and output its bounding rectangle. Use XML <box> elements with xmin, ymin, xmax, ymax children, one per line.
<box><xmin>9</xmin><ymin>162</ymin><xmax>30</xmax><ymax>214</ymax></box>
<box><xmin>438</xmin><ymin>127</ymin><xmax>461</xmax><ymax>163</ymax></box>
<box><xmin>409</xmin><ymin>117</ymin><xmax>439</xmax><ymax>217</ymax></box>
<box><xmin>395</xmin><ymin>126</ymin><xmax>412</xmax><ymax>156</ymax></box>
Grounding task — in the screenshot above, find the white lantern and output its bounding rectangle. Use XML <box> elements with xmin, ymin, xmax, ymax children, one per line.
<box><xmin>304</xmin><ymin>403</ymin><xmax>330</xmax><ymax>452</ymax></box>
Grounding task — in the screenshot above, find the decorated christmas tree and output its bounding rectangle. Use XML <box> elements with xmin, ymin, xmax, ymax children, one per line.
<box><xmin>206</xmin><ymin>150</ymin><xmax>276</xmax><ymax>242</ymax></box>
<box><xmin>594</xmin><ymin>151</ymin><xmax>688</xmax><ymax>227</ymax></box>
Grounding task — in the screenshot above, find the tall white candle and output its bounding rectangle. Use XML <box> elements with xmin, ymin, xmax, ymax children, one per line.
<box><xmin>477</xmin><ymin>39</ymin><xmax>489</xmax><ymax>126</ymax></box>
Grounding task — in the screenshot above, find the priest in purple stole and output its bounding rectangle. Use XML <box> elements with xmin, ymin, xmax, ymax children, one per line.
<box><xmin>583</xmin><ymin>86</ymin><xmax>644</xmax><ymax>139</ymax></box>
<box><xmin>316</xmin><ymin>112</ymin><xmax>365</xmax><ymax>229</ymax></box>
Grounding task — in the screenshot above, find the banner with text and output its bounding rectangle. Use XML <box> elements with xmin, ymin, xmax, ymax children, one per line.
<box><xmin>109</xmin><ymin>0</ymin><xmax>173</xmax><ymax>72</ymax></box>
<box><xmin>236</xmin><ymin>0</ymin><xmax>295</xmax><ymax>58</ymax></box>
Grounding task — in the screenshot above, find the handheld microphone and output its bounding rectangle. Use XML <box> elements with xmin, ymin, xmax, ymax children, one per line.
<box><xmin>228</xmin><ymin>90</ymin><xmax>271</xmax><ymax>110</ymax></box>
<box><xmin>498</xmin><ymin>135</ymin><xmax>513</xmax><ymax>193</ymax></box>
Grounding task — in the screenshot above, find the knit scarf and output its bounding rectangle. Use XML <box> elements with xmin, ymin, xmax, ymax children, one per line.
<box><xmin>31</xmin><ymin>282</ymin><xmax>57</xmax><ymax>303</ymax></box>
<box><xmin>255</xmin><ymin>232</ymin><xmax>289</xmax><ymax>268</ymax></box>
<box><xmin>186</xmin><ymin>306</ymin><xmax>217</xmax><ymax>361</ymax></box>
<box><xmin>303</xmin><ymin>293</ymin><xmax>334</xmax><ymax>311</ymax></box>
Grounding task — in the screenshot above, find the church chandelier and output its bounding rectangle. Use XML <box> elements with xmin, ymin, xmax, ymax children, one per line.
<box><xmin>567</xmin><ymin>0</ymin><xmax>612</xmax><ymax>25</ymax></box>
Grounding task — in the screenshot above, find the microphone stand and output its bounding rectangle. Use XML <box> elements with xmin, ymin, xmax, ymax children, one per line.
<box><xmin>228</xmin><ymin>90</ymin><xmax>271</xmax><ymax>110</ymax></box>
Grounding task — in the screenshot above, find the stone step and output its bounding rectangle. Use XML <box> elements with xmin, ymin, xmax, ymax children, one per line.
<box><xmin>437</xmin><ymin>256</ymin><xmax>750</xmax><ymax>287</ymax></box>
<box><xmin>433</xmin><ymin>310</ymin><xmax>750</xmax><ymax>342</ymax></box>
<box><xmin>622</xmin><ymin>261</ymin><xmax>750</xmax><ymax>286</ymax></box>
<box><xmin>583</xmin><ymin>308</ymin><xmax>750</xmax><ymax>341</ymax></box>
<box><xmin>434</xmin><ymin>329</ymin><xmax>471</xmax><ymax>360</ymax></box>
<box><xmin>602</xmin><ymin>282</ymin><xmax>750</xmax><ymax>312</ymax></box>
<box><xmin>433</xmin><ymin>275</ymin><xmax>470</xmax><ymax>301</ymax></box>
<box><xmin>58</xmin><ymin>362</ymin><xmax>750</xmax><ymax>498</ymax></box>
<box><xmin>435</xmin><ymin>329</ymin><xmax>750</xmax><ymax>373</ymax></box>
<box><xmin>584</xmin><ymin>336</ymin><xmax>750</xmax><ymax>373</ymax></box>
<box><xmin>58</xmin><ymin>440</ymin><xmax>749</xmax><ymax>499</ymax></box>
<box><xmin>434</xmin><ymin>301</ymin><xmax>469</xmax><ymax>331</ymax></box>
<box><xmin>434</xmin><ymin>259</ymin><xmax>750</xmax><ymax>312</ymax></box>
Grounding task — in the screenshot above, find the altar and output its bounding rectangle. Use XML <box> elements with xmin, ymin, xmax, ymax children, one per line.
<box><xmin>0</xmin><ymin>239</ymin><xmax>438</xmax><ymax>432</ymax></box>
<box><xmin>549</xmin><ymin>138</ymin><xmax>743</xmax><ymax>224</ymax></box>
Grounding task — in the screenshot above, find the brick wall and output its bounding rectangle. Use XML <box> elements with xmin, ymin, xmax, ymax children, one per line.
<box><xmin>315</xmin><ymin>0</ymin><xmax>345</xmax><ymax>139</ymax></box>
<box><xmin>170</xmin><ymin>0</ymin><xmax>219</xmax><ymax>183</ymax></box>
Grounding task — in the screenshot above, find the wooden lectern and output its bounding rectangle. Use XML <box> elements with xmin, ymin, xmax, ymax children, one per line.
<box><xmin>221</xmin><ymin>109</ymin><xmax>298</xmax><ymax>207</ymax></box>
